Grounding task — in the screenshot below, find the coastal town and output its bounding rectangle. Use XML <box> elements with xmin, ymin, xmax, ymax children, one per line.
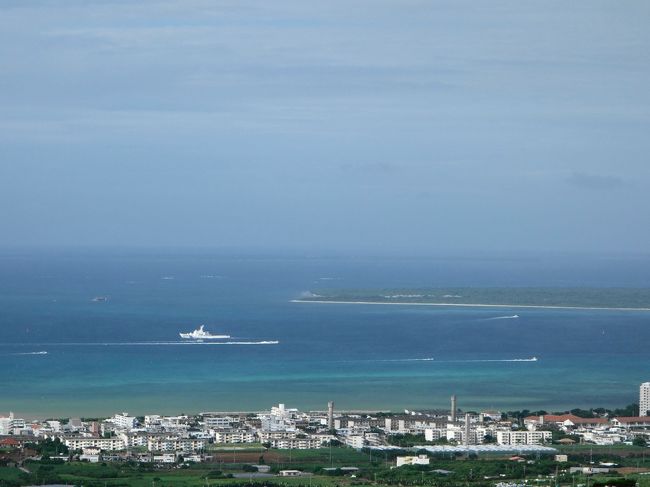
<box><xmin>1</xmin><ymin>383</ymin><xmax>649</xmax><ymax>486</ymax></box>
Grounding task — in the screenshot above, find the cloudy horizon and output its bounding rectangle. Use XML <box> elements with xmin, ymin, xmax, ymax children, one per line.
<box><xmin>2</xmin><ymin>1</ymin><xmax>649</xmax><ymax>255</ymax></box>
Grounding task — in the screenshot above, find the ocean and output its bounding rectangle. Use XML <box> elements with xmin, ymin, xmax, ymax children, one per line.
<box><xmin>1</xmin><ymin>249</ymin><xmax>649</xmax><ymax>418</ymax></box>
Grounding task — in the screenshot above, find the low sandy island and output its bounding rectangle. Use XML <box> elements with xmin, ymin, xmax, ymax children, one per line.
<box><xmin>291</xmin><ymin>299</ymin><xmax>650</xmax><ymax>312</ymax></box>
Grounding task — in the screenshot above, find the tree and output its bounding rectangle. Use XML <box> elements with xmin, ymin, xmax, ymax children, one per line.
<box><xmin>632</xmin><ymin>436</ymin><xmax>647</xmax><ymax>447</ymax></box>
<box><xmin>483</xmin><ymin>434</ymin><xmax>497</xmax><ymax>444</ymax></box>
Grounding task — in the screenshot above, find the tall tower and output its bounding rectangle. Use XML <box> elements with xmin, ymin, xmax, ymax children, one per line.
<box><xmin>640</xmin><ymin>382</ymin><xmax>650</xmax><ymax>416</ymax></box>
<box><xmin>327</xmin><ymin>401</ymin><xmax>334</xmax><ymax>429</ymax></box>
<box><xmin>451</xmin><ymin>395</ymin><xmax>457</xmax><ymax>422</ymax></box>
<box><xmin>464</xmin><ymin>413</ymin><xmax>471</xmax><ymax>447</ymax></box>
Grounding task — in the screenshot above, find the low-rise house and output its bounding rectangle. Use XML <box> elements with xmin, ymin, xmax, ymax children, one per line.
<box><xmin>80</xmin><ymin>446</ymin><xmax>102</xmax><ymax>463</ymax></box>
<box><xmin>611</xmin><ymin>416</ymin><xmax>650</xmax><ymax>429</ymax></box>
<box><xmin>183</xmin><ymin>453</ymin><xmax>203</xmax><ymax>463</ymax></box>
<box><xmin>279</xmin><ymin>470</ymin><xmax>303</xmax><ymax>477</ymax></box>
<box><xmin>396</xmin><ymin>455</ymin><xmax>430</xmax><ymax>467</ymax></box>
<box><xmin>153</xmin><ymin>453</ymin><xmax>176</xmax><ymax>463</ymax></box>
<box><xmin>524</xmin><ymin>415</ymin><xmax>608</xmax><ymax>431</ymax></box>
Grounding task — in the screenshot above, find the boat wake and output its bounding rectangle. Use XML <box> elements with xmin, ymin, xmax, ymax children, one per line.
<box><xmin>8</xmin><ymin>351</ymin><xmax>48</xmax><ymax>355</ymax></box>
<box><xmin>358</xmin><ymin>356</ymin><xmax>537</xmax><ymax>363</ymax></box>
<box><xmin>444</xmin><ymin>357</ymin><xmax>538</xmax><ymax>363</ymax></box>
<box><xmin>21</xmin><ymin>341</ymin><xmax>279</xmax><ymax>347</ymax></box>
<box><xmin>484</xmin><ymin>314</ymin><xmax>520</xmax><ymax>320</ymax></box>
<box><xmin>381</xmin><ymin>357</ymin><xmax>435</xmax><ymax>362</ymax></box>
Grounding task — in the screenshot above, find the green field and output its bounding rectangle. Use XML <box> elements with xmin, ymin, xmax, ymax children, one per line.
<box><xmin>2</xmin><ymin>444</ymin><xmax>650</xmax><ymax>487</ymax></box>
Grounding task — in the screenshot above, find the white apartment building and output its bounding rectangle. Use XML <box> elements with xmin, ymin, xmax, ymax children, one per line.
<box><xmin>112</xmin><ymin>413</ymin><xmax>138</xmax><ymax>430</ymax></box>
<box><xmin>640</xmin><ymin>382</ymin><xmax>650</xmax><ymax>416</ymax></box>
<box><xmin>213</xmin><ymin>429</ymin><xmax>256</xmax><ymax>444</ymax></box>
<box><xmin>260</xmin><ymin>404</ymin><xmax>299</xmax><ymax>431</ymax></box>
<box><xmin>496</xmin><ymin>430</ymin><xmax>551</xmax><ymax>445</ymax></box>
<box><xmin>0</xmin><ymin>413</ymin><xmax>25</xmax><ymax>435</ymax></box>
<box><xmin>445</xmin><ymin>425</ymin><xmax>478</xmax><ymax>444</ymax></box>
<box><xmin>204</xmin><ymin>416</ymin><xmax>239</xmax><ymax>429</ymax></box>
<box><xmin>271</xmin><ymin>437</ymin><xmax>324</xmax><ymax>449</ymax></box>
<box><xmin>63</xmin><ymin>436</ymin><xmax>126</xmax><ymax>451</ymax></box>
<box><xmin>343</xmin><ymin>435</ymin><xmax>366</xmax><ymax>449</ymax></box>
<box><xmin>258</xmin><ymin>430</ymin><xmax>297</xmax><ymax>443</ymax></box>
<box><xmin>424</xmin><ymin>428</ymin><xmax>444</xmax><ymax>441</ymax></box>
<box><xmin>120</xmin><ymin>432</ymin><xmax>149</xmax><ymax>448</ymax></box>
<box><xmin>144</xmin><ymin>415</ymin><xmax>162</xmax><ymax>427</ymax></box>
<box><xmin>147</xmin><ymin>436</ymin><xmax>206</xmax><ymax>452</ymax></box>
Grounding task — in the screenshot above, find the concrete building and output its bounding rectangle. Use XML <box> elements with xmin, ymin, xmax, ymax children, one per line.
<box><xmin>270</xmin><ymin>437</ymin><xmax>324</xmax><ymax>449</ymax></box>
<box><xmin>204</xmin><ymin>416</ymin><xmax>239</xmax><ymax>429</ymax></box>
<box><xmin>327</xmin><ymin>401</ymin><xmax>334</xmax><ymax>429</ymax></box>
<box><xmin>424</xmin><ymin>428</ymin><xmax>444</xmax><ymax>442</ymax></box>
<box><xmin>396</xmin><ymin>455</ymin><xmax>430</xmax><ymax>467</ymax></box>
<box><xmin>63</xmin><ymin>436</ymin><xmax>125</xmax><ymax>451</ymax></box>
<box><xmin>80</xmin><ymin>446</ymin><xmax>102</xmax><ymax>463</ymax></box>
<box><xmin>112</xmin><ymin>413</ymin><xmax>137</xmax><ymax>431</ymax></box>
<box><xmin>450</xmin><ymin>395</ymin><xmax>457</xmax><ymax>422</ymax></box>
<box><xmin>279</xmin><ymin>470</ymin><xmax>303</xmax><ymax>477</ymax></box>
<box><xmin>496</xmin><ymin>430</ymin><xmax>551</xmax><ymax>445</ymax></box>
<box><xmin>640</xmin><ymin>382</ymin><xmax>650</xmax><ymax>416</ymax></box>
<box><xmin>611</xmin><ymin>416</ymin><xmax>650</xmax><ymax>429</ymax></box>
<box><xmin>213</xmin><ymin>429</ymin><xmax>256</xmax><ymax>444</ymax></box>
<box><xmin>153</xmin><ymin>453</ymin><xmax>176</xmax><ymax>463</ymax></box>
<box><xmin>524</xmin><ymin>414</ymin><xmax>608</xmax><ymax>431</ymax></box>
<box><xmin>0</xmin><ymin>413</ymin><xmax>25</xmax><ymax>435</ymax></box>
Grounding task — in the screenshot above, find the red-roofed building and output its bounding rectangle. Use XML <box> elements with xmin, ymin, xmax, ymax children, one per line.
<box><xmin>0</xmin><ymin>438</ymin><xmax>20</xmax><ymax>447</ymax></box>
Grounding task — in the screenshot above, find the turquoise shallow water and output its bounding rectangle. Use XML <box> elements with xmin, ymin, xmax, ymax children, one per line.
<box><xmin>0</xmin><ymin>251</ymin><xmax>649</xmax><ymax>417</ymax></box>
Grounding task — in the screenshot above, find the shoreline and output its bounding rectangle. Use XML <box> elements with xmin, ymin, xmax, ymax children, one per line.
<box><xmin>291</xmin><ymin>299</ymin><xmax>650</xmax><ymax>312</ymax></box>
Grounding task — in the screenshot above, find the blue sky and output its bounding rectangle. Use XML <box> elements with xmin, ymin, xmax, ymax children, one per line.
<box><xmin>1</xmin><ymin>1</ymin><xmax>649</xmax><ymax>254</ymax></box>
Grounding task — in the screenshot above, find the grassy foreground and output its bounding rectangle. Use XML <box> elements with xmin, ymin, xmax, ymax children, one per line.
<box><xmin>1</xmin><ymin>444</ymin><xmax>650</xmax><ymax>487</ymax></box>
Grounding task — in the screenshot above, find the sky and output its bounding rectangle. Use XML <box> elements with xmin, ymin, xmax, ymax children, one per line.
<box><xmin>1</xmin><ymin>0</ymin><xmax>649</xmax><ymax>255</ymax></box>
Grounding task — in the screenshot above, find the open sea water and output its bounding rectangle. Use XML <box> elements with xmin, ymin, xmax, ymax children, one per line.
<box><xmin>1</xmin><ymin>249</ymin><xmax>649</xmax><ymax>417</ymax></box>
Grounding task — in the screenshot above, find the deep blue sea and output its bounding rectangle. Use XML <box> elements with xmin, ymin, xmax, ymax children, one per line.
<box><xmin>1</xmin><ymin>250</ymin><xmax>649</xmax><ymax>418</ymax></box>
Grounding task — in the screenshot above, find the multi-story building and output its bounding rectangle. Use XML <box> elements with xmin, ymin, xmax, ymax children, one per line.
<box><xmin>63</xmin><ymin>436</ymin><xmax>126</xmax><ymax>451</ymax></box>
<box><xmin>146</xmin><ymin>435</ymin><xmax>206</xmax><ymax>452</ymax></box>
<box><xmin>258</xmin><ymin>430</ymin><xmax>297</xmax><ymax>443</ymax></box>
<box><xmin>0</xmin><ymin>413</ymin><xmax>25</xmax><ymax>435</ymax></box>
<box><xmin>640</xmin><ymin>382</ymin><xmax>650</xmax><ymax>416</ymax></box>
<box><xmin>213</xmin><ymin>429</ymin><xmax>256</xmax><ymax>444</ymax></box>
<box><xmin>496</xmin><ymin>430</ymin><xmax>551</xmax><ymax>445</ymax></box>
<box><xmin>204</xmin><ymin>416</ymin><xmax>240</xmax><ymax>430</ymax></box>
<box><xmin>260</xmin><ymin>404</ymin><xmax>298</xmax><ymax>432</ymax></box>
<box><xmin>112</xmin><ymin>413</ymin><xmax>138</xmax><ymax>431</ymax></box>
<box><xmin>270</xmin><ymin>437</ymin><xmax>324</xmax><ymax>449</ymax></box>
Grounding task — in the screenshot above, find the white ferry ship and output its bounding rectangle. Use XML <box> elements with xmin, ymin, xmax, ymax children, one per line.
<box><xmin>179</xmin><ymin>325</ymin><xmax>230</xmax><ymax>340</ymax></box>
